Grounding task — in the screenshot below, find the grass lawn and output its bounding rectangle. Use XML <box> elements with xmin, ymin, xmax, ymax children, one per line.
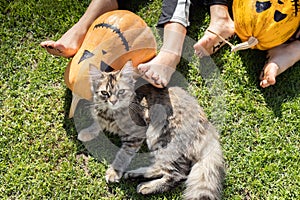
<box><xmin>1</xmin><ymin>0</ymin><xmax>299</xmax><ymax>199</ymax></box>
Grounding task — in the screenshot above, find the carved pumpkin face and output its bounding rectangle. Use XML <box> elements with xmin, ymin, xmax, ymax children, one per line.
<box><xmin>233</xmin><ymin>0</ymin><xmax>300</xmax><ymax>50</ymax></box>
<box><xmin>255</xmin><ymin>0</ymin><xmax>298</xmax><ymax>21</ymax></box>
<box><xmin>64</xmin><ymin>10</ymin><xmax>157</xmax><ymax>100</ymax></box>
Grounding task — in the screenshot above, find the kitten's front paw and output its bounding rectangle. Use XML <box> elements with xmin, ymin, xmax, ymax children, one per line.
<box><xmin>78</xmin><ymin>131</ymin><xmax>98</xmax><ymax>142</ymax></box>
<box><xmin>124</xmin><ymin>169</ymin><xmax>145</xmax><ymax>179</ymax></box>
<box><xmin>78</xmin><ymin>122</ymin><xmax>100</xmax><ymax>142</ymax></box>
<box><xmin>105</xmin><ymin>166</ymin><xmax>122</xmax><ymax>183</ymax></box>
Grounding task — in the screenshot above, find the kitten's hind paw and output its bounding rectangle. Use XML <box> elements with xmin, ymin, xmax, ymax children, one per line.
<box><xmin>137</xmin><ymin>178</ymin><xmax>170</xmax><ymax>195</ymax></box>
<box><xmin>105</xmin><ymin>166</ymin><xmax>122</xmax><ymax>183</ymax></box>
<box><xmin>137</xmin><ymin>182</ymin><xmax>156</xmax><ymax>195</ymax></box>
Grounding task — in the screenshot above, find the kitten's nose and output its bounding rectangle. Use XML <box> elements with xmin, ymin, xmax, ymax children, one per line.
<box><xmin>110</xmin><ymin>99</ymin><xmax>117</xmax><ymax>105</ymax></box>
<box><xmin>109</xmin><ymin>95</ymin><xmax>118</xmax><ymax>105</ymax></box>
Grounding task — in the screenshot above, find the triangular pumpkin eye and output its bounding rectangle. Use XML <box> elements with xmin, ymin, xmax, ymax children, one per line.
<box><xmin>100</xmin><ymin>61</ymin><xmax>114</xmax><ymax>72</ymax></box>
<box><xmin>100</xmin><ymin>49</ymin><xmax>113</xmax><ymax>72</ymax></box>
<box><xmin>255</xmin><ymin>1</ymin><xmax>271</xmax><ymax>13</ymax></box>
<box><xmin>274</xmin><ymin>10</ymin><xmax>287</xmax><ymax>22</ymax></box>
<box><xmin>78</xmin><ymin>50</ymin><xmax>94</xmax><ymax>64</ymax></box>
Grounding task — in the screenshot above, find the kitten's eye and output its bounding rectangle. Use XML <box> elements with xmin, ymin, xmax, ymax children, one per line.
<box><xmin>101</xmin><ymin>91</ymin><xmax>109</xmax><ymax>96</ymax></box>
<box><xmin>118</xmin><ymin>89</ymin><xmax>125</xmax><ymax>95</ymax></box>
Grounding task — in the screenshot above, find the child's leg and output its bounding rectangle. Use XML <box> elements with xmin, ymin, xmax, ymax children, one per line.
<box><xmin>138</xmin><ymin>0</ymin><xmax>189</xmax><ymax>88</ymax></box>
<box><xmin>138</xmin><ymin>22</ymin><xmax>186</xmax><ymax>88</ymax></box>
<box><xmin>260</xmin><ymin>40</ymin><xmax>300</xmax><ymax>88</ymax></box>
<box><xmin>40</xmin><ymin>0</ymin><xmax>118</xmax><ymax>58</ymax></box>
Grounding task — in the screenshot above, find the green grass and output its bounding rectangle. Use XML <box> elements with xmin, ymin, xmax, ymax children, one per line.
<box><xmin>1</xmin><ymin>0</ymin><xmax>299</xmax><ymax>199</ymax></box>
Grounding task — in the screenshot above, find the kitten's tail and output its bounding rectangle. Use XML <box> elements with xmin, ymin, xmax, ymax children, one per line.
<box><xmin>184</xmin><ymin>132</ymin><xmax>225</xmax><ymax>200</ymax></box>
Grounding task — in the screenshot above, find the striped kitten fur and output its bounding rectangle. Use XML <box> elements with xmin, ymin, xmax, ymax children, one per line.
<box><xmin>79</xmin><ymin>61</ymin><xmax>225</xmax><ymax>200</ymax></box>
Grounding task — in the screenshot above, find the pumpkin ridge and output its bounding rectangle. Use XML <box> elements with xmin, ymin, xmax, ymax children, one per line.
<box><xmin>292</xmin><ymin>0</ymin><xmax>299</xmax><ymax>16</ymax></box>
<box><xmin>94</xmin><ymin>23</ymin><xmax>130</xmax><ymax>51</ymax></box>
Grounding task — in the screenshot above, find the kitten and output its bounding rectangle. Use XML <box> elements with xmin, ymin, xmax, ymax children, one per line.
<box><xmin>79</xmin><ymin>61</ymin><xmax>225</xmax><ymax>200</ymax></box>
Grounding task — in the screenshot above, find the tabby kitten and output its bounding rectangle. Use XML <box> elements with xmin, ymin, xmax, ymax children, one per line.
<box><xmin>79</xmin><ymin>61</ymin><xmax>225</xmax><ymax>200</ymax></box>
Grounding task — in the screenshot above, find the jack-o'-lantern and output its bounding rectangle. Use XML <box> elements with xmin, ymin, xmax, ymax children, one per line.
<box><xmin>64</xmin><ymin>10</ymin><xmax>157</xmax><ymax>102</ymax></box>
<box><xmin>232</xmin><ymin>0</ymin><xmax>300</xmax><ymax>51</ymax></box>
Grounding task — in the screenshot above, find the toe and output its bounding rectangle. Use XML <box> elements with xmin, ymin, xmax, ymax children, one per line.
<box><xmin>40</xmin><ymin>40</ymin><xmax>51</xmax><ymax>47</ymax></box>
<box><xmin>260</xmin><ymin>76</ymin><xmax>276</xmax><ymax>88</ymax></box>
<box><xmin>154</xmin><ymin>79</ymin><xmax>162</xmax><ymax>86</ymax></box>
<box><xmin>160</xmin><ymin>78</ymin><xmax>168</xmax><ymax>87</ymax></box>
<box><xmin>138</xmin><ymin>63</ymin><xmax>150</xmax><ymax>73</ymax></box>
<box><xmin>42</xmin><ymin>40</ymin><xmax>56</xmax><ymax>48</ymax></box>
<box><xmin>260</xmin><ymin>79</ymin><xmax>271</xmax><ymax>88</ymax></box>
<box><xmin>46</xmin><ymin>45</ymin><xmax>54</xmax><ymax>49</ymax></box>
<box><xmin>144</xmin><ymin>70</ymin><xmax>154</xmax><ymax>79</ymax></box>
<box><xmin>151</xmin><ymin>72</ymin><xmax>159</xmax><ymax>81</ymax></box>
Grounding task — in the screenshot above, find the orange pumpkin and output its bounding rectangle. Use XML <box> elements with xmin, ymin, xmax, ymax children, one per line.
<box><xmin>232</xmin><ymin>0</ymin><xmax>300</xmax><ymax>51</ymax></box>
<box><xmin>64</xmin><ymin>10</ymin><xmax>157</xmax><ymax>101</ymax></box>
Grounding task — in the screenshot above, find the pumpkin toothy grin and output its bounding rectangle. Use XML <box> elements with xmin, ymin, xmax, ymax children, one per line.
<box><xmin>94</xmin><ymin>23</ymin><xmax>130</xmax><ymax>51</ymax></box>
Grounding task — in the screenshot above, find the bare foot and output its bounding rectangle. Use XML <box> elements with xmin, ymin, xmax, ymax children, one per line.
<box><xmin>138</xmin><ymin>50</ymin><xmax>180</xmax><ymax>88</ymax></box>
<box><xmin>260</xmin><ymin>40</ymin><xmax>300</xmax><ymax>88</ymax></box>
<box><xmin>40</xmin><ymin>23</ymin><xmax>87</xmax><ymax>58</ymax></box>
<box><xmin>40</xmin><ymin>0</ymin><xmax>118</xmax><ymax>58</ymax></box>
<box><xmin>193</xmin><ymin>5</ymin><xmax>234</xmax><ymax>57</ymax></box>
<box><xmin>138</xmin><ymin>22</ymin><xmax>185</xmax><ymax>88</ymax></box>
<box><xmin>259</xmin><ymin>62</ymin><xmax>279</xmax><ymax>88</ymax></box>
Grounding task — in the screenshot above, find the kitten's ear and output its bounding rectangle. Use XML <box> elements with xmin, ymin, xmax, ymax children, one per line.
<box><xmin>89</xmin><ymin>63</ymin><xmax>103</xmax><ymax>81</ymax></box>
<box><xmin>89</xmin><ymin>64</ymin><xmax>104</xmax><ymax>93</ymax></box>
<box><xmin>121</xmin><ymin>60</ymin><xmax>134</xmax><ymax>75</ymax></box>
<box><xmin>121</xmin><ymin>60</ymin><xmax>140</xmax><ymax>79</ymax></box>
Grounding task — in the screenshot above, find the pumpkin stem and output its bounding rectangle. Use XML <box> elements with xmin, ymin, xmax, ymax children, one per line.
<box><xmin>231</xmin><ymin>37</ymin><xmax>258</xmax><ymax>52</ymax></box>
<box><xmin>207</xmin><ymin>29</ymin><xmax>235</xmax><ymax>49</ymax></box>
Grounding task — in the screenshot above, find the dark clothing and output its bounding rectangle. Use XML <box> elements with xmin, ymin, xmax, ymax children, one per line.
<box><xmin>158</xmin><ymin>0</ymin><xmax>228</xmax><ymax>27</ymax></box>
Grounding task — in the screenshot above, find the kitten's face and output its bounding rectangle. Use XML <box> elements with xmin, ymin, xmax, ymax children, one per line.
<box><xmin>89</xmin><ymin>63</ymin><xmax>136</xmax><ymax>110</ymax></box>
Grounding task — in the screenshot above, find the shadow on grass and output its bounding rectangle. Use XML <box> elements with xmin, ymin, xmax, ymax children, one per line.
<box><xmin>62</xmin><ymin>89</ymin><xmax>87</xmax><ymax>152</ymax></box>
<box><xmin>106</xmin><ymin>179</ymin><xmax>183</xmax><ymax>200</ymax></box>
<box><xmin>259</xmin><ymin>66</ymin><xmax>300</xmax><ymax>117</ymax></box>
<box><xmin>238</xmin><ymin>49</ymin><xmax>300</xmax><ymax>117</ymax></box>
